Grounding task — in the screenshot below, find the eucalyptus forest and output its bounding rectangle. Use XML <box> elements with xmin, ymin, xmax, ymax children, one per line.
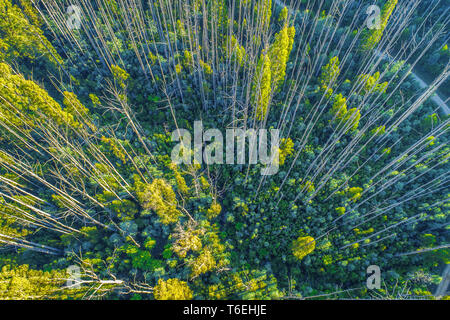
<box><xmin>0</xmin><ymin>0</ymin><xmax>449</xmax><ymax>300</ymax></box>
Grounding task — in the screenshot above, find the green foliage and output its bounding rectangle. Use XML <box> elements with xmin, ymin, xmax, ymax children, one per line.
<box><xmin>153</xmin><ymin>278</ymin><xmax>193</xmax><ymax>300</ymax></box>
<box><xmin>330</xmin><ymin>93</ymin><xmax>360</xmax><ymax>132</ymax></box>
<box><xmin>190</xmin><ymin>248</ymin><xmax>217</xmax><ymax>278</ymax></box>
<box><xmin>207</xmin><ymin>202</ymin><xmax>222</xmax><ymax>220</ymax></box>
<box><xmin>319</xmin><ymin>56</ymin><xmax>340</xmax><ymax>97</ymax></box>
<box><xmin>0</xmin><ymin>63</ymin><xmax>81</xmax><ymax>131</ymax></box>
<box><xmin>268</xmin><ymin>24</ymin><xmax>295</xmax><ymax>90</ymax></box>
<box><xmin>331</xmin><ymin>93</ymin><xmax>348</xmax><ymax>119</ymax></box>
<box><xmin>227</xmin><ymin>35</ymin><xmax>246</xmax><ymax>66</ymax></box>
<box><xmin>0</xmin><ymin>196</ymin><xmax>30</xmax><ymax>239</ymax></box>
<box><xmin>279</xmin><ymin>138</ymin><xmax>294</xmax><ymax>166</ymax></box>
<box><xmin>0</xmin><ymin>264</ymin><xmax>66</xmax><ymax>300</ymax></box>
<box><xmin>256</xmin><ymin>0</ymin><xmax>272</xmax><ymax>32</ymax></box>
<box><xmin>361</xmin><ymin>0</ymin><xmax>398</xmax><ymax>51</ymax></box>
<box><xmin>292</xmin><ymin>236</ymin><xmax>315</xmax><ymax>261</ymax></box>
<box><xmin>137</xmin><ymin>178</ymin><xmax>182</xmax><ymax>225</ymax></box>
<box><xmin>357</xmin><ymin>72</ymin><xmax>388</xmax><ymax>94</ymax></box>
<box><xmin>0</xmin><ymin>0</ymin><xmax>62</xmax><ymax>65</ymax></box>
<box><xmin>124</xmin><ymin>239</ymin><xmax>160</xmax><ymax>271</ymax></box>
<box><xmin>278</xmin><ymin>7</ymin><xmax>288</xmax><ymax>23</ymax></box>
<box><xmin>111</xmin><ymin>64</ymin><xmax>130</xmax><ymax>88</ymax></box>
<box><xmin>253</xmin><ymin>52</ymin><xmax>272</xmax><ymax>120</ymax></box>
<box><xmin>0</xmin><ymin>0</ymin><xmax>447</xmax><ymax>301</ymax></box>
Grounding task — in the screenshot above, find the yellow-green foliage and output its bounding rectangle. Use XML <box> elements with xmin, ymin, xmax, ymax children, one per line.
<box><xmin>211</xmin><ymin>0</ymin><xmax>227</xmax><ymax>30</ymax></box>
<box><xmin>207</xmin><ymin>202</ymin><xmax>222</xmax><ymax>219</ymax></box>
<box><xmin>251</xmin><ymin>12</ymin><xmax>295</xmax><ymax>120</ymax></box>
<box><xmin>354</xmin><ymin>227</ymin><xmax>374</xmax><ymax>235</ymax></box>
<box><xmin>183</xmin><ymin>50</ymin><xmax>193</xmax><ymax>68</ymax></box>
<box><xmin>232</xmin><ymin>271</ymin><xmax>275</xmax><ymax>298</ymax></box>
<box><xmin>292</xmin><ymin>236</ymin><xmax>315</xmax><ymax>261</ymax></box>
<box><xmin>256</xmin><ymin>0</ymin><xmax>272</xmax><ymax>32</ymax></box>
<box><xmin>323</xmin><ymin>255</ymin><xmax>333</xmax><ymax>265</ymax></box>
<box><xmin>101</xmin><ymin>136</ymin><xmax>127</xmax><ymax>162</ymax></box>
<box><xmin>108</xmin><ymin>199</ymin><xmax>137</xmax><ymax>221</ymax></box>
<box><xmin>319</xmin><ymin>56</ymin><xmax>340</xmax><ymax>97</ymax></box>
<box><xmin>287</xmin><ymin>26</ymin><xmax>296</xmax><ymax>53</ymax></box>
<box><xmin>357</xmin><ymin>72</ymin><xmax>388</xmax><ymax>94</ymax></box>
<box><xmin>172</xmin><ymin>224</ymin><xmax>203</xmax><ymax>258</ymax></box>
<box><xmin>268</xmin><ymin>24</ymin><xmax>295</xmax><ymax>90</ymax></box>
<box><xmin>190</xmin><ymin>248</ymin><xmax>216</xmax><ymax>278</ymax></box>
<box><xmin>208</xmin><ymin>269</ymin><xmax>282</xmax><ymax>299</ymax></box>
<box><xmin>62</xmin><ymin>92</ymin><xmax>90</xmax><ymax>119</ymax></box>
<box><xmin>348</xmin><ymin>187</ymin><xmax>363</xmax><ymax>202</ymax></box>
<box><xmin>278</xmin><ymin>6</ymin><xmax>288</xmax><ymax>22</ymax></box>
<box><xmin>92</xmin><ymin>163</ymin><xmax>121</xmax><ymax>191</ymax></box>
<box><xmin>0</xmin><ymin>196</ymin><xmax>30</xmax><ymax>239</ymax></box>
<box><xmin>0</xmin><ymin>63</ymin><xmax>81</xmax><ymax>130</ymax></box>
<box><xmin>89</xmin><ymin>93</ymin><xmax>100</xmax><ymax>107</ymax></box>
<box><xmin>176</xmin><ymin>19</ymin><xmax>186</xmax><ymax>37</ymax></box>
<box><xmin>343</xmin><ymin>108</ymin><xmax>361</xmax><ymax>132</ymax></box>
<box><xmin>169</xmin><ymin>163</ymin><xmax>189</xmax><ymax>195</ymax></box>
<box><xmin>301</xmin><ymin>180</ymin><xmax>315</xmax><ymax>193</ymax></box>
<box><xmin>0</xmin><ymin>264</ymin><xmax>66</xmax><ymax>299</ymax></box>
<box><xmin>351</xmin><ymin>243</ymin><xmax>359</xmax><ymax>249</ymax></box>
<box><xmin>228</xmin><ymin>35</ymin><xmax>246</xmax><ymax>66</ymax></box>
<box><xmin>63</xmin><ymin>91</ymin><xmax>96</xmax><ymax>130</ymax></box>
<box><xmin>173</xmin><ymin>220</ymin><xmax>228</xmax><ymax>278</ymax></box>
<box><xmin>253</xmin><ymin>52</ymin><xmax>272</xmax><ymax>120</ymax></box>
<box><xmin>0</xmin><ymin>0</ymin><xmax>62</xmax><ymax>65</ymax></box>
<box><xmin>331</xmin><ymin>93</ymin><xmax>348</xmax><ymax>119</ymax></box>
<box><xmin>203</xmin><ymin>222</ymin><xmax>228</xmax><ymax>269</ymax></box>
<box><xmin>279</xmin><ymin>138</ymin><xmax>294</xmax><ymax>165</ymax></box>
<box><xmin>111</xmin><ymin>64</ymin><xmax>129</xmax><ymax>88</ymax></box>
<box><xmin>199</xmin><ymin>176</ymin><xmax>210</xmax><ymax>189</ymax></box>
<box><xmin>371</xmin><ymin>125</ymin><xmax>386</xmax><ymax>136</ymax></box>
<box><xmin>0</xmin><ymin>150</ymin><xmax>13</xmax><ymax>164</ymax></box>
<box><xmin>148</xmin><ymin>51</ymin><xmax>158</xmax><ymax>65</ymax></box>
<box><xmin>330</xmin><ymin>93</ymin><xmax>361</xmax><ymax>132</ymax></box>
<box><xmin>199</xmin><ymin>59</ymin><xmax>212</xmax><ymax>75</ymax></box>
<box><xmin>175</xmin><ymin>63</ymin><xmax>182</xmax><ymax>74</ymax></box>
<box><xmin>137</xmin><ymin>179</ymin><xmax>182</xmax><ymax>225</ymax></box>
<box><xmin>361</xmin><ymin>0</ymin><xmax>398</xmax><ymax>51</ymax></box>
<box><xmin>18</xmin><ymin>0</ymin><xmax>43</xmax><ymax>26</ymax></box>
<box><xmin>153</xmin><ymin>278</ymin><xmax>193</xmax><ymax>300</ymax></box>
